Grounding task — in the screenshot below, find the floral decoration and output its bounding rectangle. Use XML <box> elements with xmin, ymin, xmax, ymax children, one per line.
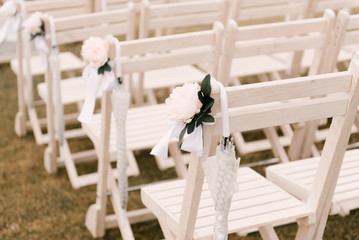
<box><xmin>22</xmin><ymin>12</ymin><xmax>45</xmax><ymax>40</ymax></box>
<box><xmin>81</xmin><ymin>36</ymin><xmax>112</xmax><ymax>74</ymax></box>
<box><xmin>166</xmin><ymin>74</ymin><xmax>214</xmax><ymax>148</ymax></box>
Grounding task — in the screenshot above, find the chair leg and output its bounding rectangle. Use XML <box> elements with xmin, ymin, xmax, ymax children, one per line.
<box><xmin>258</xmin><ymin>225</ymin><xmax>279</xmax><ymax>240</ymax></box>
<box><xmin>263</xmin><ymin>127</ymin><xmax>289</xmax><ymax>163</ymax></box>
<box><xmin>158</xmin><ymin>219</ymin><xmax>176</xmax><ymax>240</ymax></box>
<box><xmin>43</xmin><ymin>146</ymin><xmax>58</xmax><ymax>174</ymax></box>
<box><xmin>14</xmin><ymin>111</ymin><xmax>27</xmax><ymax>137</ymax></box>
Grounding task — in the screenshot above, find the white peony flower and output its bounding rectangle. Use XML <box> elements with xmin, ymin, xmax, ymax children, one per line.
<box><xmin>0</xmin><ymin>0</ymin><xmax>17</xmax><ymax>17</ymax></box>
<box><xmin>22</xmin><ymin>12</ymin><xmax>43</xmax><ymax>35</ymax></box>
<box><xmin>166</xmin><ymin>82</ymin><xmax>202</xmax><ymax>123</ymax></box>
<box><xmin>81</xmin><ymin>37</ymin><xmax>109</xmax><ymax>68</ymax></box>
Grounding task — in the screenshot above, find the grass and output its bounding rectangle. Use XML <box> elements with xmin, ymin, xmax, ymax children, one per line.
<box><xmin>1</xmin><ymin>50</ymin><xmax>359</xmax><ymax>240</ymax></box>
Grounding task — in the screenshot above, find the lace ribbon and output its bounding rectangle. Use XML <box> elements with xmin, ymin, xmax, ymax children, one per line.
<box><xmin>77</xmin><ymin>63</ymin><xmax>116</xmax><ymax>123</ymax></box>
<box><xmin>0</xmin><ymin>14</ymin><xmax>20</xmax><ymax>44</ymax></box>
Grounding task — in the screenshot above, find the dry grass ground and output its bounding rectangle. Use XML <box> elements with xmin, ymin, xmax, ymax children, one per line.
<box><xmin>1</xmin><ymin>51</ymin><xmax>359</xmax><ymax>239</ymax></box>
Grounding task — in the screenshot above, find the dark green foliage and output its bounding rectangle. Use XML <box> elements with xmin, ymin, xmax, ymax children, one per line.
<box><xmin>97</xmin><ymin>59</ymin><xmax>112</xmax><ymax>75</ymax></box>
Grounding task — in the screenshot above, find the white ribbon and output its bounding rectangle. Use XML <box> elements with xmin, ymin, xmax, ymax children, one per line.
<box><xmin>0</xmin><ymin>13</ymin><xmax>20</xmax><ymax>44</ymax></box>
<box><xmin>33</xmin><ymin>35</ymin><xmax>49</xmax><ymax>68</ymax></box>
<box><xmin>151</xmin><ymin>120</ymin><xmax>214</xmax><ymax>158</ymax></box>
<box><xmin>77</xmin><ymin>63</ymin><xmax>116</xmax><ymax>123</ymax></box>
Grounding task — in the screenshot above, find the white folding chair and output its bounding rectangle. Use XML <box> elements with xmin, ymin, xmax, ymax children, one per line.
<box><xmin>289</xmin><ymin>10</ymin><xmax>359</xmax><ymax>160</ymax></box>
<box><xmin>218</xmin><ymin>11</ymin><xmax>336</xmax><ymax>162</ymax></box>
<box><xmin>11</xmin><ymin>0</ymin><xmax>96</xmax><ymax>142</ymax></box>
<box><xmin>141</xmin><ymin>53</ymin><xmax>359</xmax><ymax>239</ymax></box>
<box><xmin>40</xmin><ymin>4</ymin><xmax>137</xmax><ymax>189</ymax></box>
<box><xmin>83</xmin><ymin>25</ymin><xmax>224</xmax><ymax>236</ymax></box>
<box><xmin>265</xmin><ymin>20</ymin><xmax>359</xmax><ymax>220</ymax></box>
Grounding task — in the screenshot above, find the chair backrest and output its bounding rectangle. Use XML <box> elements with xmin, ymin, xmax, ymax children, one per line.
<box><xmin>326</xmin><ymin>10</ymin><xmax>359</xmax><ymax>71</ymax></box>
<box><xmin>116</xmin><ymin>21</ymin><xmax>224</xmax><ymax>78</ymax></box>
<box><xmin>177</xmin><ymin>53</ymin><xmax>359</xmax><ymax>239</ymax></box>
<box><xmin>44</xmin><ymin>3</ymin><xmax>136</xmax><ymax>46</ymax></box>
<box><xmin>305</xmin><ymin>0</ymin><xmax>359</xmax><ymax>18</ymax></box>
<box><xmin>23</xmin><ymin>0</ymin><xmax>95</xmax><ymax>18</ymax></box>
<box><xmin>218</xmin><ymin>10</ymin><xmax>336</xmax><ymax>86</ymax></box>
<box><xmin>139</xmin><ymin>0</ymin><xmax>228</xmax><ymax>38</ymax></box>
<box><xmin>228</xmin><ymin>0</ymin><xmax>305</xmax><ymax>25</ymax></box>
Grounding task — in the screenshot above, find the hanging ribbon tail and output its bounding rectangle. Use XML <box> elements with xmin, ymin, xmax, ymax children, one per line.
<box><xmin>0</xmin><ymin>14</ymin><xmax>20</xmax><ymax>44</ymax></box>
<box><xmin>151</xmin><ymin>122</ymin><xmax>184</xmax><ymax>159</ymax></box>
<box><xmin>33</xmin><ymin>36</ymin><xmax>49</xmax><ymax>68</ymax></box>
<box><xmin>78</xmin><ymin>66</ymin><xmax>101</xmax><ymax>123</ymax></box>
<box><xmin>102</xmin><ymin>63</ymin><xmax>117</xmax><ymax>92</ymax></box>
<box><xmin>181</xmin><ymin>124</ymin><xmax>203</xmax><ymax>156</ymax></box>
<box><xmin>6</xmin><ymin>14</ymin><xmax>20</xmax><ymax>42</ymax></box>
<box><xmin>0</xmin><ymin>18</ymin><xmax>10</xmax><ymax>44</ymax></box>
<box><xmin>111</xmin><ymin>85</ymin><xmax>130</xmax><ymax>224</ymax></box>
<box><xmin>0</xmin><ymin>16</ymin><xmax>12</xmax><ymax>44</ymax></box>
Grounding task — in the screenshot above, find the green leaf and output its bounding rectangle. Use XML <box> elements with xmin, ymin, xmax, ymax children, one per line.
<box><xmin>98</xmin><ymin>67</ymin><xmax>105</xmax><ymax>75</ymax></box>
<box><xmin>187</xmin><ymin>120</ymin><xmax>195</xmax><ymax>134</ymax></box>
<box><xmin>202</xmin><ymin>114</ymin><xmax>214</xmax><ymax>123</ymax></box>
<box><xmin>178</xmin><ymin>125</ymin><xmax>187</xmax><ymax>149</ymax></box>
<box><xmin>201</xmin><ymin>97</ymin><xmax>214</xmax><ymax>113</ymax></box>
<box><xmin>97</xmin><ymin>59</ymin><xmax>111</xmax><ymax>75</ymax></box>
<box><xmin>197</xmin><ymin>91</ymin><xmax>204</xmax><ymax>104</ymax></box>
<box><xmin>104</xmin><ymin>63</ymin><xmax>112</xmax><ymax>72</ymax></box>
<box><xmin>196</xmin><ymin>113</ymin><xmax>205</xmax><ymax>127</ymax></box>
<box><xmin>201</xmin><ymin>74</ymin><xmax>211</xmax><ymax>97</ymax></box>
<box><xmin>40</xmin><ymin>21</ymin><xmax>45</xmax><ymax>33</ymax></box>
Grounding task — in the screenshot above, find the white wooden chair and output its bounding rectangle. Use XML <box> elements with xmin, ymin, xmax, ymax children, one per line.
<box><xmin>133</xmin><ymin>0</ymin><xmax>228</xmax><ymax>105</ymax></box>
<box><xmin>141</xmin><ymin>53</ymin><xmax>359</xmax><ymax>239</ymax></box>
<box><xmin>11</xmin><ymin>0</ymin><xmax>96</xmax><ymax>142</ymax></box>
<box><xmin>39</xmin><ymin>5</ymin><xmax>137</xmax><ymax>189</ymax></box>
<box><xmin>265</xmin><ymin>21</ymin><xmax>359</xmax><ymax>219</ymax></box>
<box><xmin>83</xmin><ymin>26</ymin><xmax>224</xmax><ymax>237</ymax></box>
<box><xmin>288</xmin><ymin>10</ymin><xmax>359</xmax><ymax>160</ymax></box>
<box><xmin>82</xmin><ymin>22</ymin><xmax>224</xmax><ymax>181</ymax></box>
<box><xmin>217</xmin><ymin>11</ymin><xmax>336</xmax><ymax>163</ymax></box>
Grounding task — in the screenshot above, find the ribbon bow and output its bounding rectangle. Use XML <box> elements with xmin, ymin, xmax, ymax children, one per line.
<box><xmin>32</xmin><ymin>35</ymin><xmax>49</xmax><ymax>68</ymax></box>
<box><xmin>151</xmin><ymin>120</ymin><xmax>215</xmax><ymax>158</ymax></box>
<box><xmin>77</xmin><ymin>63</ymin><xmax>117</xmax><ymax>123</ymax></box>
<box><xmin>0</xmin><ymin>13</ymin><xmax>20</xmax><ymax>44</ymax></box>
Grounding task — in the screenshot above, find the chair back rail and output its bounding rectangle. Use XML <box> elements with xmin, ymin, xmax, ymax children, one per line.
<box><xmin>139</xmin><ymin>0</ymin><xmax>228</xmax><ymax>38</ymax></box>
<box><xmin>53</xmin><ymin>5</ymin><xmax>136</xmax><ymax>45</ymax></box>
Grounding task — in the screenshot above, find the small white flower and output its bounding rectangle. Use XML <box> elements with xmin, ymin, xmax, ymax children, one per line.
<box><xmin>166</xmin><ymin>82</ymin><xmax>202</xmax><ymax>123</ymax></box>
<box><xmin>81</xmin><ymin>37</ymin><xmax>109</xmax><ymax>68</ymax></box>
<box><xmin>0</xmin><ymin>0</ymin><xmax>17</xmax><ymax>17</ymax></box>
<box><xmin>22</xmin><ymin>12</ymin><xmax>43</xmax><ymax>35</ymax></box>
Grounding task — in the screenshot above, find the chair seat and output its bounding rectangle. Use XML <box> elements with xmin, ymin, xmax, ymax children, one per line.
<box><xmin>230</xmin><ymin>55</ymin><xmax>288</xmax><ymax>77</ymax></box>
<box><xmin>273</xmin><ymin>48</ymin><xmax>353</xmax><ymax>70</ymax></box>
<box><xmin>82</xmin><ymin>103</ymin><xmax>170</xmax><ymax>157</ymax></box>
<box><xmin>141</xmin><ymin>166</ymin><xmax>314</xmax><ymax>239</ymax></box>
<box><xmin>142</xmin><ymin>65</ymin><xmax>206</xmax><ymax>89</ymax></box>
<box><xmin>10</xmin><ymin>51</ymin><xmax>85</xmax><ymax>76</ymax></box>
<box><xmin>37</xmin><ymin>77</ymin><xmax>101</xmax><ymax>105</ymax></box>
<box><xmin>266</xmin><ymin>149</ymin><xmax>359</xmax><ymax>216</ymax></box>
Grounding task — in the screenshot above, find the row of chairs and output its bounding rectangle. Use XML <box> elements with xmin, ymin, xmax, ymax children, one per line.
<box><xmin>2</xmin><ymin>0</ymin><xmax>359</xmax><ymax>238</ymax></box>
<box><xmin>9</xmin><ymin>0</ymin><xmax>359</xmax><ymax>188</ymax></box>
<box><xmin>86</xmin><ymin>34</ymin><xmax>359</xmax><ymax>239</ymax></box>
<box><xmin>81</xmin><ymin>11</ymin><xmax>359</xmax><ymax>239</ymax></box>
